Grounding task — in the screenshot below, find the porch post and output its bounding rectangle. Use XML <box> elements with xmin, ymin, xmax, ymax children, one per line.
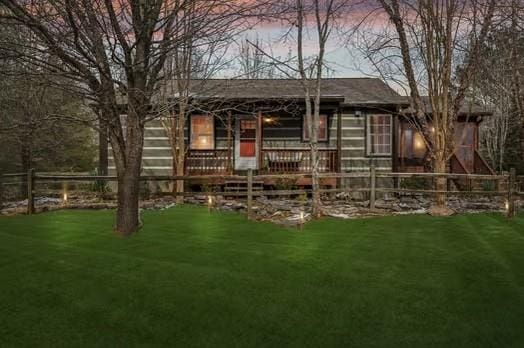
<box><xmin>257</xmin><ymin>110</ymin><xmax>263</xmax><ymax>171</ymax></box>
<box><xmin>227</xmin><ymin>111</ymin><xmax>233</xmax><ymax>174</ymax></box>
<box><xmin>392</xmin><ymin>111</ymin><xmax>400</xmax><ymax>191</ymax></box>
<box><xmin>392</xmin><ymin>109</ymin><xmax>400</xmax><ymax>173</ymax></box>
<box><xmin>336</xmin><ymin>108</ymin><xmax>342</xmax><ymax>173</ymax></box>
<box><xmin>336</xmin><ymin>108</ymin><xmax>343</xmax><ymax>188</ymax></box>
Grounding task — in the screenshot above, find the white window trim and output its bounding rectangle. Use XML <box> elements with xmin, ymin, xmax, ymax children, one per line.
<box><xmin>190</xmin><ymin>114</ymin><xmax>215</xmax><ymax>150</ymax></box>
<box><xmin>303</xmin><ymin>114</ymin><xmax>328</xmax><ymax>142</ymax></box>
<box><xmin>366</xmin><ymin>114</ymin><xmax>392</xmax><ymax>157</ymax></box>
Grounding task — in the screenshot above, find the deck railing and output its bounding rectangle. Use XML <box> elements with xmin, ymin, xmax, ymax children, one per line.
<box><xmin>184</xmin><ymin>148</ymin><xmax>338</xmax><ymax>175</ymax></box>
<box><xmin>260</xmin><ymin>149</ymin><xmax>337</xmax><ymax>173</ymax></box>
<box><xmin>184</xmin><ymin>149</ymin><xmax>231</xmax><ymax>175</ymax></box>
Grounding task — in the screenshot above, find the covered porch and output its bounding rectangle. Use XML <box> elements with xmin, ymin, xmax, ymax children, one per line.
<box><xmin>184</xmin><ymin>107</ymin><xmax>342</xmax><ymax>177</ymax></box>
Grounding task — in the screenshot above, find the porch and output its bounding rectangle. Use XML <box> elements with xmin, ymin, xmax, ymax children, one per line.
<box><xmin>184</xmin><ymin>109</ymin><xmax>341</xmax><ymax>179</ymax></box>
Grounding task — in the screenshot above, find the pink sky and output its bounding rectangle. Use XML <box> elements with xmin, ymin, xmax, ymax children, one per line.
<box><xmin>222</xmin><ymin>1</ymin><xmax>388</xmax><ymax>84</ymax></box>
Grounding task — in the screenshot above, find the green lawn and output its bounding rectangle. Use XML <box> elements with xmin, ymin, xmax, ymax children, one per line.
<box><xmin>1</xmin><ymin>207</ymin><xmax>524</xmax><ymax>347</ymax></box>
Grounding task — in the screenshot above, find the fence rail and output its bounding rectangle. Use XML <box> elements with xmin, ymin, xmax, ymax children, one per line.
<box><xmin>1</xmin><ymin>167</ymin><xmax>522</xmax><ymax>217</ymax></box>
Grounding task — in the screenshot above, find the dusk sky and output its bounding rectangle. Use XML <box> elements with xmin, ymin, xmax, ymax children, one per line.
<box><xmin>221</xmin><ymin>1</ymin><xmax>395</xmax><ymax>90</ymax></box>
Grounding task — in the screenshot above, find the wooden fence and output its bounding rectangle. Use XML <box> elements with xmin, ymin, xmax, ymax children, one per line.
<box><xmin>1</xmin><ymin>167</ymin><xmax>523</xmax><ymax>218</ymax></box>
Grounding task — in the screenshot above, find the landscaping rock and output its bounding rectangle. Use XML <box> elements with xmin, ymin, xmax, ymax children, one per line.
<box><xmin>1</xmin><ymin>192</ymin><xmax>520</xmax><ymax>224</ymax></box>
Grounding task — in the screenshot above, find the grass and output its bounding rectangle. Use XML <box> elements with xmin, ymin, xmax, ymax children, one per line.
<box><xmin>1</xmin><ymin>207</ymin><xmax>524</xmax><ymax>347</ymax></box>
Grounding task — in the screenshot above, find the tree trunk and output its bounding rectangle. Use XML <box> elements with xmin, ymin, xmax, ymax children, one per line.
<box><xmin>20</xmin><ymin>141</ymin><xmax>32</xmax><ymax>198</ymax></box>
<box><xmin>98</xmin><ymin>117</ymin><xmax>108</xmax><ymax>176</ymax></box>
<box><xmin>310</xmin><ymin>141</ymin><xmax>321</xmax><ymax>218</ymax></box>
<box><xmin>429</xmin><ymin>156</ymin><xmax>454</xmax><ymax>216</ymax></box>
<box><xmin>109</xmin><ymin>105</ymin><xmax>145</xmax><ymax>236</ymax></box>
<box><xmin>116</xmin><ymin>170</ymin><xmax>141</xmax><ymax>235</ymax></box>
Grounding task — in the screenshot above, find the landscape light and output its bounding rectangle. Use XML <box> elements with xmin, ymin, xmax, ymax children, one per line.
<box><xmin>63</xmin><ymin>192</ymin><xmax>68</xmax><ymax>205</ymax></box>
<box><xmin>299</xmin><ymin>211</ymin><xmax>305</xmax><ymax>230</ymax></box>
<box><xmin>505</xmin><ymin>199</ymin><xmax>510</xmax><ymax>211</ymax></box>
<box><xmin>208</xmin><ymin>195</ymin><xmax>213</xmax><ymax>212</ymax></box>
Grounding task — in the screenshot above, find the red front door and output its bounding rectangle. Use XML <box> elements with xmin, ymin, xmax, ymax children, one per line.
<box><xmin>235</xmin><ymin>117</ymin><xmax>259</xmax><ymax>170</ymax></box>
<box><xmin>239</xmin><ymin>119</ymin><xmax>257</xmax><ymax>157</ymax></box>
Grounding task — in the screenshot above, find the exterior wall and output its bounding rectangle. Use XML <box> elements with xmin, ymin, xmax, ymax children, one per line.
<box><xmin>262</xmin><ymin>114</ymin><xmax>335</xmax><ymax>150</ymax></box>
<box><xmin>338</xmin><ymin>112</ymin><xmax>392</xmax><ymax>173</ymax></box>
<box><xmin>108</xmin><ymin>109</ymin><xmax>395</xmax><ymax>178</ymax></box>
<box><xmin>108</xmin><ymin>119</ymin><xmax>173</xmax><ymax>177</ymax></box>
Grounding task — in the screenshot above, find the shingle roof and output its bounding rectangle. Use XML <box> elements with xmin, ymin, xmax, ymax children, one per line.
<box><xmin>164</xmin><ymin>78</ymin><xmax>406</xmax><ymax>106</ymax></box>
<box><xmin>402</xmin><ymin>96</ymin><xmax>491</xmax><ymax>116</ymax></box>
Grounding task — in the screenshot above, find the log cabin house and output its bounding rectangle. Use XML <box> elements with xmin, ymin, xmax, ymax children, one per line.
<box><xmin>109</xmin><ymin>78</ymin><xmax>494</xmax><ymax>189</ymax></box>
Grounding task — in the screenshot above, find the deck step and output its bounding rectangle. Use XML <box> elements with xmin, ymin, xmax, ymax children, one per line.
<box><xmin>224</xmin><ymin>180</ymin><xmax>264</xmax><ymax>193</ymax></box>
<box><xmin>224</xmin><ymin>180</ymin><xmax>264</xmax><ymax>185</ymax></box>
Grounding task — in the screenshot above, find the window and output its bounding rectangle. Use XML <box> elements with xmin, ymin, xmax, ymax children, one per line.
<box><xmin>367</xmin><ymin>114</ymin><xmax>392</xmax><ymax>156</ymax></box>
<box><xmin>190</xmin><ymin>115</ymin><xmax>214</xmax><ymax>150</ymax></box>
<box><xmin>399</xmin><ymin>123</ymin><xmax>427</xmax><ymax>159</ymax></box>
<box><xmin>303</xmin><ymin>114</ymin><xmax>328</xmax><ymax>141</ymax></box>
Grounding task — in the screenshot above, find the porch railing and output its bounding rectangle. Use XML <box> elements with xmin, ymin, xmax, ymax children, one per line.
<box><xmin>260</xmin><ymin>149</ymin><xmax>337</xmax><ymax>173</ymax></box>
<box><xmin>185</xmin><ymin>149</ymin><xmax>231</xmax><ymax>175</ymax></box>
<box><xmin>184</xmin><ymin>148</ymin><xmax>338</xmax><ymax>175</ymax></box>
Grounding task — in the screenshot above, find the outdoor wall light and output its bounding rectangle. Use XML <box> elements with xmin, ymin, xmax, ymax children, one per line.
<box><xmin>263</xmin><ymin>117</ymin><xmax>275</xmax><ymax>124</ymax></box>
<box><xmin>414</xmin><ymin>138</ymin><xmax>425</xmax><ymax>150</ymax></box>
<box><xmin>63</xmin><ymin>192</ymin><xmax>68</xmax><ymax>205</ymax></box>
<box><xmin>505</xmin><ymin>199</ymin><xmax>510</xmax><ymax>211</ymax></box>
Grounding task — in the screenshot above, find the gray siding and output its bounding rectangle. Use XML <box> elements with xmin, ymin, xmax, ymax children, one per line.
<box><xmin>339</xmin><ymin>113</ymin><xmax>392</xmax><ymax>172</ymax></box>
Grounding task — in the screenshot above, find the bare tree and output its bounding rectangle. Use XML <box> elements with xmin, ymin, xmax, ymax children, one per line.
<box><xmin>0</xmin><ymin>0</ymin><xmax>256</xmax><ymax>234</ymax></box>
<box><xmin>251</xmin><ymin>0</ymin><xmax>350</xmax><ymax>218</ymax></box>
<box><xmin>475</xmin><ymin>4</ymin><xmax>524</xmax><ymax>172</ymax></box>
<box><xmin>237</xmin><ymin>36</ymin><xmax>279</xmax><ymax>78</ymax></box>
<box><xmin>508</xmin><ymin>0</ymin><xmax>524</xmax><ymax>172</ymax></box>
<box><xmin>363</xmin><ymin>0</ymin><xmax>497</xmax><ymax>215</ymax></box>
<box><xmin>0</xmin><ymin>10</ymin><xmax>95</xmax><ymax>184</ymax></box>
<box><xmin>158</xmin><ymin>0</ymin><xmax>247</xmax><ymax>202</ymax></box>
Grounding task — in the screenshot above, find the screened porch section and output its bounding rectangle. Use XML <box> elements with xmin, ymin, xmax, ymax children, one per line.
<box><xmin>397</xmin><ymin>121</ymin><xmax>494</xmax><ymax>174</ymax></box>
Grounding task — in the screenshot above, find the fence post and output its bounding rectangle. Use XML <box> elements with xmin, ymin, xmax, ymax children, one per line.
<box><xmin>507</xmin><ymin>168</ymin><xmax>516</xmax><ymax>218</ymax></box>
<box><xmin>247</xmin><ymin>168</ymin><xmax>253</xmax><ymax>220</ymax></box>
<box><xmin>27</xmin><ymin>168</ymin><xmax>34</xmax><ymax>215</ymax></box>
<box><xmin>370</xmin><ymin>164</ymin><xmax>376</xmax><ymax>210</ymax></box>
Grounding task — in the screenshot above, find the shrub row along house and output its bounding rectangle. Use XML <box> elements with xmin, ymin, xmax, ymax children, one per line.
<box><xmin>108</xmin><ymin>78</ymin><xmax>494</xmax><ymax>189</ymax></box>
